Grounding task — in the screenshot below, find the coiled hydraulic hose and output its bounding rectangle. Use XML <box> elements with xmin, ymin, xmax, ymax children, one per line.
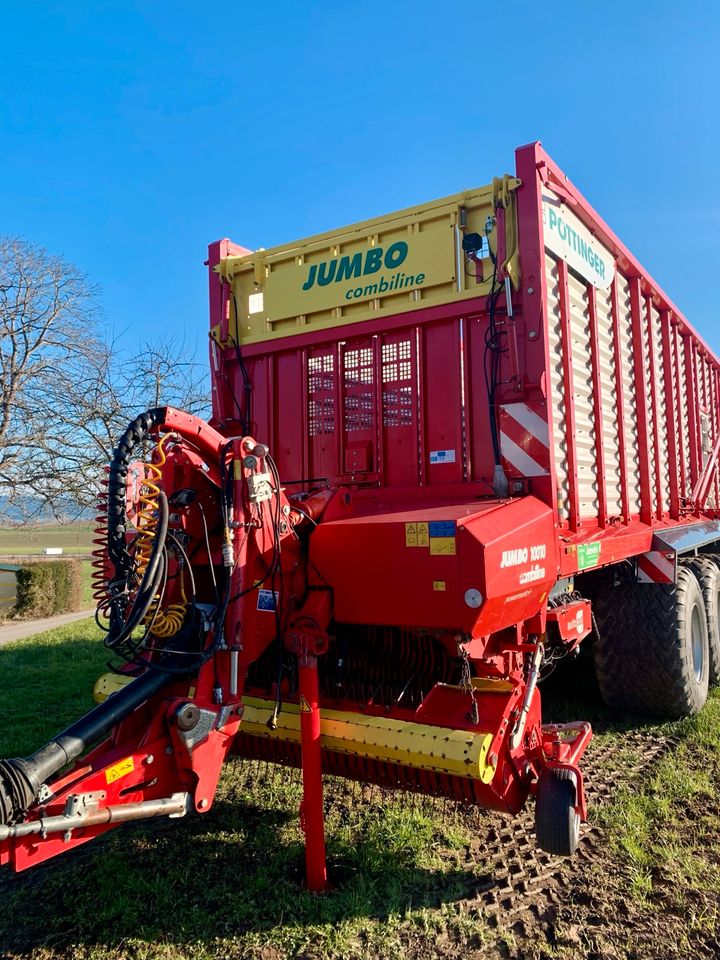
<box><xmin>133</xmin><ymin>433</ymin><xmax>187</xmax><ymax>639</ymax></box>
<box><xmin>102</xmin><ymin>408</ymin><xmax>171</xmax><ymax>651</ymax></box>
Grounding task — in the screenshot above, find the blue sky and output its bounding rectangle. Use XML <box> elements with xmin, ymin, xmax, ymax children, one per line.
<box><xmin>2</xmin><ymin>1</ymin><xmax>718</xmax><ymax>356</ymax></box>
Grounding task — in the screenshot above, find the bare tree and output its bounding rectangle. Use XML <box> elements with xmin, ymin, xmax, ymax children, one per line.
<box><xmin>0</xmin><ymin>237</ymin><xmax>103</xmax><ymax>521</ymax></box>
<box><xmin>0</xmin><ymin>237</ymin><xmax>209</xmax><ymax>523</ymax></box>
<box><xmin>45</xmin><ymin>332</ymin><xmax>209</xmax><ymax>513</ymax></box>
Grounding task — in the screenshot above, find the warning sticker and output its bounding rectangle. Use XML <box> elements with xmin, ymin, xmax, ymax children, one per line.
<box><xmin>577</xmin><ymin>542</ymin><xmax>601</xmax><ymax>570</ymax></box>
<box><xmin>405</xmin><ymin>522</ymin><xmax>429</xmax><ymax>547</ymax></box>
<box><xmin>429</xmin><ymin>449</ymin><xmax>456</xmax><ymax>464</ymax></box>
<box><xmin>257</xmin><ymin>589</ymin><xmax>279</xmax><ymax>611</ymax></box>
<box><xmin>105</xmin><ymin>756</ymin><xmax>134</xmax><ymax>785</ymax></box>
<box><xmin>432</xmin><ymin>581</ymin><xmax>446</xmax><ymax>591</ymax></box>
<box><xmin>299</xmin><ymin>695</ymin><xmax>312</xmax><ymax>713</ymax></box>
<box><xmin>430</xmin><ymin>537</ymin><xmax>457</xmax><ymax>556</ymax></box>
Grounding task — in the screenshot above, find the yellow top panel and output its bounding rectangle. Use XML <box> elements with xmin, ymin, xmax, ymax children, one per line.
<box><xmin>216</xmin><ymin>176</ymin><xmax>520</xmax><ymax>346</ymax></box>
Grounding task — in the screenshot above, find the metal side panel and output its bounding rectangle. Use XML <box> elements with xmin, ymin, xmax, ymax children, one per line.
<box><xmin>595</xmin><ymin>284</ymin><xmax>623</xmax><ymax>518</ymax></box>
<box><xmin>545</xmin><ymin>253</ymin><xmax>570</xmax><ymax>521</ymax></box>
<box><xmin>641</xmin><ymin>302</ymin><xmax>658</xmax><ymax>517</ymax></box>
<box><xmin>652</xmin><ymin>519</ymin><xmax>720</xmax><ymax>555</ymax></box>
<box><xmin>616</xmin><ymin>275</ymin><xmax>641</xmax><ymax>516</ymax></box>
<box><xmin>567</xmin><ymin>269</ymin><xmax>599</xmax><ymax>519</ymax></box>
<box><xmin>220</xmin><ymin>181</ymin><xmax>513</xmax><ymax>345</ymax></box>
<box><xmin>650</xmin><ymin>306</ymin><xmax>670</xmax><ymax>516</ymax></box>
<box><xmin>678</xmin><ymin>329</ymin><xmax>691</xmax><ymax>498</ymax></box>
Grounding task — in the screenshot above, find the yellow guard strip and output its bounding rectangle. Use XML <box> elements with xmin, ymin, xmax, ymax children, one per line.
<box><xmin>241</xmin><ymin>697</ymin><xmax>496</xmax><ymax>784</ymax></box>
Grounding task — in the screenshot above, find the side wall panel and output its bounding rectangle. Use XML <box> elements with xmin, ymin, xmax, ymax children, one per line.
<box><xmin>595</xmin><ymin>286</ymin><xmax>623</xmax><ymax>518</ymax></box>
<box><xmin>545</xmin><ymin>254</ymin><xmax>570</xmax><ymax>521</ymax></box>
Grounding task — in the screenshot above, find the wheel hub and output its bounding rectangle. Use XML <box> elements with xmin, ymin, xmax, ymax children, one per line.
<box><xmin>691</xmin><ymin>603</ymin><xmax>705</xmax><ymax>683</ymax></box>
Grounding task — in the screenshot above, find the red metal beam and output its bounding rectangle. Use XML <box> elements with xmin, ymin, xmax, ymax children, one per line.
<box><xmin>300</xmin><ymin>347</ymin><xmax>310</xmax><ymax>483</ymax></box>
<box><xmin>373</xmin><ymin>337</ymin><xmax>385</xmax><ymax>483</ymax></box>
<box><xmin>461</xmin><ymin>316</ymin><xmax>474</xmax><ymax>481</ymax></box>
<box><xmin>514</xmin><ymin>141</ymin><xmax>561</xmax><ymax>524</ymax></box>
<box><xmin>711</xmin><ymin>367</ymin><xmax>720</xmax><ymax>511</ymax></box>
<box><xmin>240</xmin><ymin>295</ymin><xmax>486</xmax><ymax>359</ymax></box>
<box><xmin>660</xmin><ymin>310</ymin><xmax>680</xmax><ymax>519</ymax></box>
<box><xmin>685</xmin><ymin>336</ymin><xmax>701</xmax><ymax>508</ymax></box>
<box><xmin>297</xmin><ymin>650</ymin><xmax>328</xmax><ymax>892</ymax></box>
<box><xmin>609</xmin><ymin>279</ymin><xmax>630</xmax><ymax>522</ymax></box>
<box><xmin>417</xmin><ymin>328</ymin><xmax>428</xmax><ymax>485</ymax></box>
<box><xmin>691</xmin><ymin>433</ymin><xmax>720</xmax><ymax>511</ymax></box>
<box><xmin>673</xmin><ymin>323</ymin><xmax>688</xmax><ymax>501</ymax></box>
<box><xmin>645</xmin><ymin>298</ymin><xmax>663</xmax><ymax>519</ymax></box>
<box><xmin>629</xmin><ymin>278</ymin><xmax>653</xmax><ymax>524</ymax></box>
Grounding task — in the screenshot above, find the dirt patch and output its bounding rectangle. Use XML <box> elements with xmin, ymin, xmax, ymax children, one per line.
<box><xmin>401</xmin><ymin>729</ymin><xmax>718</xmax><ymax>960</ymax></box>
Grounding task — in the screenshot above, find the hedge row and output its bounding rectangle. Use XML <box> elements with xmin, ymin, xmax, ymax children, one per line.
<box><xmin>14</xmin><ymin>560</ymin><xmax>83</xmax><ymax>619</ymax></box>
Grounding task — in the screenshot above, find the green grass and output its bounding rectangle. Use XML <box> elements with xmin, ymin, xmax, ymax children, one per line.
<box><xmin>0</xmin><ymin>620</ymin><xmax>104</xmax><ymax>756</ymax></box>
<box><xmin>79</xmin><ymin>559</ymin><xmax>94</xmax><ymax>607</ymax></box>
<box><xmin>0</xmin><ymin>628</ymin><xmax>719</xmax><ymax>959</ymax></box>
<box><xmin>0</xmin><ymin>522</ymin><xmax>94</xmax><ymax>556</ymax></box>
<box><xmin>596</xmin><ymin>691</ymin><xmax>720</xmax><ymax>916</ymax></box>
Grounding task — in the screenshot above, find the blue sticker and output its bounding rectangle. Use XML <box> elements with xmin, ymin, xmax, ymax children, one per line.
<box><xmin>428</xmin><ymin>520</ymin><xmax>455</xmax><ymax>538</ymax></box>
<box><xmin>257</xmin><ymin>589</ymin><xmax>279</xmax><ymax>612</ymax></box>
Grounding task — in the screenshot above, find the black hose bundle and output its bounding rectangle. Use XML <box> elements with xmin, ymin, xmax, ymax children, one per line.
<box><xmin>103</xmin><ymin>407</ymin><xmax>174</xmax><ymax>653</ymax></box>
<box><xmin>107</xmin><ymin>408</ymin><xmax>166</xmax><ymax>577</ymax></box>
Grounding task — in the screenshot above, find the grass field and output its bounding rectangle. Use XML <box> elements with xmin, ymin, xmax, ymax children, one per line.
<box><xmin>0</xmin><ymin>523</ymin><xmax>94</xmax><ymax>556</ymax></box>
<box><xmin>0</xmin><ymin>625</ymin><xmax>718</xmax><ymax>959</ymax></box>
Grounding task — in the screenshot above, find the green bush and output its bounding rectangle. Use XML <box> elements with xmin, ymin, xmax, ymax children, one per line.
<box><xmin>14</xmin><ymin>560</ymin><xmax>83</xmax><ymax>619</ymax></box>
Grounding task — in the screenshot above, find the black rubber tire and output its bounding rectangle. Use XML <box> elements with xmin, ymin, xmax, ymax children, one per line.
<box><xmin>683</xmin><ymin>557</ymin><xmax>720</xmax><ymax>686</ymax></box>
<box><xmin>535</xmin><ymin>769</ymin><xmax>580</xmax><ymax>856</ymax></box>
<box><xmin>592</xmin><ymin>565</ymin><xmax>709</xmax><ymax>718</ymax></box>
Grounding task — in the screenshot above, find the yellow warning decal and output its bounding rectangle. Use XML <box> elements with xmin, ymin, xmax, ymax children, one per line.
<box><xmin>299</xmin><ymin>695</ymin><xmax>312</xmax><ymax>713</ymax></box>
<box><xmin>432</xmin><ymin>581</ymin><xmax>446</xmax><ymax>591</ymax></box>
<box><xmin>430</xmin><ymin>537</ymin><xmax>456</xmax><ymax>556</ymax></box>
<box><xmin>105</xmin><ymin>756</ymin><xmax>135</xmax><ymax>785</ymax></box>
<box><xmin>405</xmin><ymin>522</ymin><xmax>429</xmax><ymax>547</ymax></box>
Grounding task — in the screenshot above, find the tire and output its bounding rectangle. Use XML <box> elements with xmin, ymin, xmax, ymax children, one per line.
<box><xmin>592</xmin><ymin>565</ymin><xmax>709</xmax><ymax>718</ymax></box>
<box><xmin>683</xmin><ymin>557</ymin><xmax>720</xmax><ymax>685</ymax></box>
<box><xmin>535</xmin><ymin>768</ymin><xmax>580</xmax><ymax>856</ymax></box>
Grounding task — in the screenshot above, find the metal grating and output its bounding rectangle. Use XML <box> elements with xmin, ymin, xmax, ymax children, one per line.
<box><xmin>343</xmin><ymin>345</ymin><xmax>375</xmax><ymax>433</ymax></box>
<box><xmin>308</xmin><ymin>351</ymin><xmax>336</xmax><ymax>437</ymax></box>
<box><xmin>382</xmin><ymin>339</ymin><xmax>414</xmax><ymax>428</ymax></box>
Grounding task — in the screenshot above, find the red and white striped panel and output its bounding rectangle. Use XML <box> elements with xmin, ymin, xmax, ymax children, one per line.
<box><xmin>499</xmin><ymin>402</ymin><xmax>550</xmax><ymax>478</ymax></box>
<box><xmin>637</xmin><ymin>551</ymin><xmax>676</xmax><ymax>584</ymax></box>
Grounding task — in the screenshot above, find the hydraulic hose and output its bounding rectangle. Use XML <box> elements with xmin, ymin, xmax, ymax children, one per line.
<box><xmin>0</xmin><ymin>665</ymin><xmax>173</xmax><ymax>826</ymax></box>
<box><xmin>103</xmin><ymin>407</ymin><xmax>170</xmax><ymax>651</ymax></box>
<box><xmin>106</xmin><ymin>408</ymin><xmax>166</xmax><ymax>578</ymax></box>
<box><xmin>105</xmin><ymin>490</ymin><xmax>169</xmax><ymax>652</ymax></box>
